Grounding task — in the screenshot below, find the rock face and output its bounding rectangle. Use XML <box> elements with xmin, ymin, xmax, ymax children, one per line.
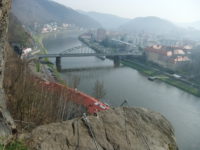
<box><xmin>0</xmin><ymin>0</ymin><xmax>16</xmax><ymax>142</ymax></box>
<box><xmin>27</xmin><ymin>107</ymin><xmax>178</xmax><ymax>150</ymax></box>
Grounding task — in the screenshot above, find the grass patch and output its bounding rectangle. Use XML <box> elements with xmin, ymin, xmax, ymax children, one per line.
<box><xmin>35</xmin><ymin>62</ymin><xmax>40</xmax><ymax>72</ymax></box>
<box><xmin>121</xmin><ymin>60</ymin><xmax>156</xmax><ymax>76</ymax></box>
<box><xmin>33</xmin><ymin>33</ymin><xmax>66</xmax><ymax>84</ymax></box>
<box><xmin>47</xmin><ymin>63</ymin><xmax>66</xmax><ymax>84</ymax></box>
<box><xmin>0</xmin><ymin>141</ymin><xmax>28</xmax><ymax>150</ymax></box>
<box><xmin>33</xmin><ymin>35</ymin><xmax>47</xmax><ymax>54</ymax></box>
<box><xmin>160</xmin><ymin>78</ymin><xmax>200</xmax><ymax>97</ymax></box>
<box><xmin>121</xmin><ymin>59</ymin><xmax>200</xmax><ymax>97</ymax></box>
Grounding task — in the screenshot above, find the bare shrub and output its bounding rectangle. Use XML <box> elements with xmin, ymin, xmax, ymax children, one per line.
<box><xmin>4</xmin><ymin>45</ymin><xmax>87</xmax><ymax>131</ymax></box>
<box><xmin>93</xmin><ymin>80</ymin><xmax>106</xmax><ymax>100</ymax></box>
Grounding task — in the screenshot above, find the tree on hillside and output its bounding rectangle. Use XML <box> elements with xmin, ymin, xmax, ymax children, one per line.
<box><xmin>93</xmin><ymin>80</ymin><xmax>106</xmax><ymax>100</ymax></box>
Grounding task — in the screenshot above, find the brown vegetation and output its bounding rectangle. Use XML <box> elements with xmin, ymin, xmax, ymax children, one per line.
<box><xmin>93</xmin><ymin>80</ymin><xmax>106</xmax><ymax>100</ymax></box>
<box><xmin>3</xmin><ymin>44</ymin><xmax>86</xmax><ymax>131</ymax></box>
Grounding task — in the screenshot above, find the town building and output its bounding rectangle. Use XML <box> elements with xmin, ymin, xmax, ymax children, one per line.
<box><xmin>145</xmin><ymin>45</ymin><xmax>190</xmax><ymax>70</ymax></box>
<box><xmin>95</xmin><ymin>28</ymin><xmax>106</xmax><ymax>42</ymax></box>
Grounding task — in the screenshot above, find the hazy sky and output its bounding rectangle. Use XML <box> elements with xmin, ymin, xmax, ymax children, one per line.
<box><xmin>53</xmin><ymin>0</ymin><xmax>200</xmax><ymax>23</ymax></box>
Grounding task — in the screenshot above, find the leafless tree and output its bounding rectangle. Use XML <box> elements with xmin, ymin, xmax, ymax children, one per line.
<box><xmin>72</xmin><ymin>75</ymin><xmax>81</xmax><ymax>89</ymax></box>
<box><xmin>93</xmin><ymin>80</ymin><xmax>106</xmax><ymax>100</ymax></box>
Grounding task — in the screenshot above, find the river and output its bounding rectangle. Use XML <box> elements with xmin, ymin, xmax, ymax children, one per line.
<box><xmin>43</xmin><ymin>30</ymin><xmax>200</xmax><ymax>150</ymax></box>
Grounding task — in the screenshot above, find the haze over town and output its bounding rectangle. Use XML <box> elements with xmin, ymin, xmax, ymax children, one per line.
<box><xmin>54</xmin><ymin>0</ymin><xmax>200</xmax><ymax>23</ymax></box>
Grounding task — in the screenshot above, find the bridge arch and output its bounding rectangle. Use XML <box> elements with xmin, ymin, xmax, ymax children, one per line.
<box><xmin>37</xmin><ymin>45</ymin><xmax>141</xmax><ymax>72</ymax></box>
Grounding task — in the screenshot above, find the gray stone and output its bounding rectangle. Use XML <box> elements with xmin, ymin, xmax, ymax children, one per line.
<box><xmin>0</xmin><ymin>0</ymin><xmax>16</xmax><ymax>143</ymax></box>
<box><xmin>27</xmin><ymin>107</ymin><xmax>178</xmax><ymax>150</ymax></box>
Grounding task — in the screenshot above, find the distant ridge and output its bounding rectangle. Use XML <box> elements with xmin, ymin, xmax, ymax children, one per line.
<box><xmin>182</xmin><ymin>21</ymin><xmax>200</xmax><ymax>30</ymax></box>
<box><xmin>78</xmin><ymin>10</ymin><xmax>130</xmax><ymax>29</ymax></box>
<box><xmin>119</xmin><ymin>16</ymin><xmax>180</xmax><ymax>35</ymax></box>
<box><xmin>12</xmin><ymin>0</ymin><xmax>101</xmax><ymax>30</ymax></box>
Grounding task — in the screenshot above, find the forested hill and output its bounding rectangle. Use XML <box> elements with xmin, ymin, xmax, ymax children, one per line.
<box><xmin>11</xmin><ymin>0</ymin><xmax>101</xmax><ymax>30</ymax></box>
<box><xmin>119</xmin><ymin>16</ymin><xmax>180</xmax><ymax>34</ymax></box>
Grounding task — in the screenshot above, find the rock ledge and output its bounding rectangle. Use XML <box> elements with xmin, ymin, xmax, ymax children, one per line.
<box><xmin>27</xmin><ymin>107</ymin><xmax>178</xmax><ymax>150</ymax></box>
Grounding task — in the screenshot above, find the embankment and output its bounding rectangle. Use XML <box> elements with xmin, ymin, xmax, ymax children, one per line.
<box><xmin>121</xmin><ymin>59</ymin><xmax>200</xmax><ymax>97</ymax></box>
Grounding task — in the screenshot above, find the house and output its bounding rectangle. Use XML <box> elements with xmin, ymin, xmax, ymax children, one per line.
<box><xmin>145</xmin><ymin>45</ymin><xmax>190</xmax><ymax>70</ymax></box>
<box><xmin>21</xmin><ymin>48</ymin><xmax>32</xmax><ymax>58</ymax></box>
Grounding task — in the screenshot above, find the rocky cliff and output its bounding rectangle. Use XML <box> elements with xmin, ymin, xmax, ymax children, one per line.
<box><xmin>0</xmin><ymin>0</ymin><xmax>16</xmax><ymax>143</ymax></box>
<box><xmin>26</xmin><ymin>107</ymin><xmax>178</xmax><ymax>150</ymax></box>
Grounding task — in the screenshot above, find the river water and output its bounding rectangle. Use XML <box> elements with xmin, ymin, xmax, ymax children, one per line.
<box><xmin>43</xmin><ymin>30</ymin><xmax>200</xmax><ymax>150</ymax></box>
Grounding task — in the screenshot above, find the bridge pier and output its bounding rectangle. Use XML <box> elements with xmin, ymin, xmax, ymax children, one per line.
<box><xmin>56</xmin><ymin>57</ymin><xmax>62</xmax><ymax>72</ymax></box>
<box><xmin>113</xmin><ymin>56</ymin><xmax>120</xmax><ymax>67</ymax></box>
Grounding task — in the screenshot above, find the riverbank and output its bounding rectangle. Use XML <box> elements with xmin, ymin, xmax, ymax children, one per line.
<box><xmin>121</xmin><ymin>59</ymin><xmax>200</xmax><ymax>97</ymax></box>
<box><xmin>32</xmin><ymin>32</ymin><xmax>65</xmax><ymax>83</ymax></box>
<box><xmin>80</xmin><ymin>36</ymin><xmax>200</xmax><ymax>97</ymax></box>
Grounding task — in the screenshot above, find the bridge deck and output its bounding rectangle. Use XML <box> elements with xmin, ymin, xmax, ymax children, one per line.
<box><xmin>38</xmin><ymin>52</ymin><xmax>141</xmax><ymax>58</ymax></box>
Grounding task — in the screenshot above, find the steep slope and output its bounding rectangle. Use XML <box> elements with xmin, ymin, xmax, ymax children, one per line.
<box><xmin>0</xmin><ymin>0</ymin><xmax>16</xmax><ymax>142</ymax></box>
<box><xmin>8</xmin><ymin>13</ymin><xmax>34</xmax><ymax>47</ymax></box>
<box><xmin>11</xmin><ymin>0</ymin><xmax>101</xmax><ymax>30</ymax></box>
<box><xmin>79</xmin><ymin>11</ymin><xmax>130</xmax><ymax>29</ymax></box>
<box><xmin>120</xmin><ymin>16</ymin><xmax>180</xmax><ymax>35</ymax></box>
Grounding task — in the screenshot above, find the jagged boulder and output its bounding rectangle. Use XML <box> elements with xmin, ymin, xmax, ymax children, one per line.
<box><xmin>26</xmin><ymin>107</ymin><xmax>178</xmax><ymax>150</ymax></box>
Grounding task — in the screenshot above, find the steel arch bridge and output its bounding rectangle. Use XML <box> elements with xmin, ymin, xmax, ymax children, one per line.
<box><xmin>36</xmin><ymin>45</ymin><xmax>141</xmax><ymax>71</ymax></box>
